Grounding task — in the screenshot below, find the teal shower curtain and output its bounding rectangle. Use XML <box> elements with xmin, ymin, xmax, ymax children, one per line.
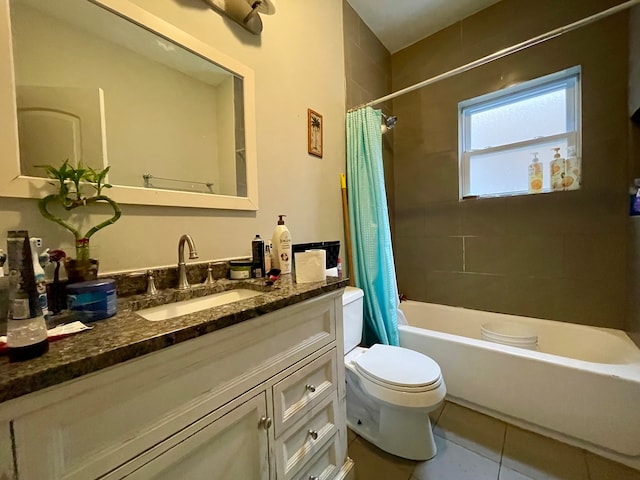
<box><xmin>346</xmin><ymin>107</ymin><xmax>399</xmax><ymax>346</ymax></box>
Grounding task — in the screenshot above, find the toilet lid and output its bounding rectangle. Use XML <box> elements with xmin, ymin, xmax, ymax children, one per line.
<box><xmin>354</xmin><ymin>344</ymin><xmax>441</xmax><ymax>389</ymax></box>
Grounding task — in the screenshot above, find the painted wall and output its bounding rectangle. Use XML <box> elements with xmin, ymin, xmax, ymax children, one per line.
<box><xmin>391</xmin><ymin>0</ymin><xmax>631</xmax><ymax>329</ymax></box>
<box><xmin>0</xmin><ymin>0</ymin><xmax>347</xmax><ymax>274</ymax></box>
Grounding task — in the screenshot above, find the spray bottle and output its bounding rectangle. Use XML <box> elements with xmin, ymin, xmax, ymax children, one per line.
<box><xmin>6</xmin><ymin>231</ymin><xmax>49</xmax><ymax>361</ymax></box>
<box><xmin>29</xmin><ymin>237</ymin><xmax>49</xmax><ymax>323</ymax></box>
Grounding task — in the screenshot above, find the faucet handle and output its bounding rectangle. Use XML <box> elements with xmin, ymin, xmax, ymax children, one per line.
<box><xmin>146</xmin><ymin>270</ymin><xmax>158</xmax><ymax>295</ymax></box>
<box><xmin>204</xmin><ymin>263</ymin><xmax>215</xmax><ymax>285</ymax></box>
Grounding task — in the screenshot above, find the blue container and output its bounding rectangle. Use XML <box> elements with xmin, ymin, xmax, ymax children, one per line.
<box><xmin>66</xmin><ymin>279</ymin><xmax>117</xmax><ymax>322</ymax></box>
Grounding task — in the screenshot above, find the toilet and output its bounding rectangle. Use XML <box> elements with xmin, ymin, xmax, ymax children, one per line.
<box><xmin>342</xmin><ymin>287</ymin><xmax>446</xmax><ymax>461</ymax></box>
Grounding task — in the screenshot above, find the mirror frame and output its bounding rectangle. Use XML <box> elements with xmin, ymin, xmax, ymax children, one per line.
<box><xmin>0</xmin><ymin>0</ymin><xmax>258</xmax><ymax>210</ymax></box>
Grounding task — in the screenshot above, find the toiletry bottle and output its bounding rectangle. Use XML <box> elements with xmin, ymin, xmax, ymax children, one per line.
<box><xmin>337</xmin><ymin>257</ymin><xmax>343</xmax><ymax>278</ymax></box>
<box><xmin>30</xmin><ymin>237</ymin><xmax>49</xmax><ymax>323</ymax></box>
<box><xmin>271</xmin><ymin>215</ymin><xmax>292</xmax><ymax>274</ymax></box>
<box><xmin>252</xmin><ymin>234</ymin><xmax>265</xmax><ymax>278</ymax></box>
<box><xmin>563</xmin><ymin>146</ymin><xmax>581</xmax><ymax>191</ymax></box>
<box><xmin>6</xmin><ymin>231</ymin><xmax>49</xmax><ymax>362</ymax></box>
<box><xmin>528</xmin><ymin>152</ymin><xmax>543</xmax><ymax>194</ymax></box>
<box><xmin>550</xmin><ymin>147</ymin><xmax>565</xmax><ymax>192</ymax></box>
<box><xmin>264</xmin><ymin>241</ymin><xmax>272</xmax><ymax>273</ymax></box>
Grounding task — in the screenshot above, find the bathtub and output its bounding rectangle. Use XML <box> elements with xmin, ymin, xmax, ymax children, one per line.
<box><xmin>397</xmin><ymin>301</ymin><xmax>640</xmax><ymax>469</ymax></box>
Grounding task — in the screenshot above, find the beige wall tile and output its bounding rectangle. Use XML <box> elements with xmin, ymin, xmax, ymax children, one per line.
<box><xmin>394</xmin><ymin>207</ymin><xmax>425</xmax><ymax>238</ymax></box>
<box><xmin>424</xmin><ymin>236</ymin><xmax>464</xmax><ymax>272</ymax></box>
<box><xmin>423</xmin><ymin>201</ymin><xmax>461</xmax><ymax>237</ymax></box>
<box><xmin>456</xmin><ymin>273</ymin><xmax>511</xmax><ymax>313</ymax></box>
<box><xmin>585</xmin><ymin>452</ymin><xmax>640</xmax><ymax>480</ymax></box>
<box><xmin>464</xmin><ymin>236</ymin><xmax>511</xmax><ymax>275</ymax></box>
<box><xmin>425</xmin><ymin>271</ymin><xmax>463</xmax><ymax>306</ymax></box>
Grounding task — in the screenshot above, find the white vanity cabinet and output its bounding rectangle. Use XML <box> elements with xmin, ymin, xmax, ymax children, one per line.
<box><xmin>0</xmin><ymin>420</ymin><xmax>14</xmax><ymax>480</ymax></box>
<box><xmin>0</xmin><ymin>290</ymin><xmax>354</xmax><ymax>480</ymax></box>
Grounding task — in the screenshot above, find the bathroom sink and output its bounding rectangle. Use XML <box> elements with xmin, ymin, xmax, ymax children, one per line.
<box><xmin>137</xmin><ymin>289</ymin><xmax>263</xmax><ymax>321</ymax></box>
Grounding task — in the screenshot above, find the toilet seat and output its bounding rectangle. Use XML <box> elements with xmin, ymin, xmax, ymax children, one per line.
<box><xmin>354</xmin><ymin>344</ymin><xmax>442</xmax><ymax>393</ymax></box>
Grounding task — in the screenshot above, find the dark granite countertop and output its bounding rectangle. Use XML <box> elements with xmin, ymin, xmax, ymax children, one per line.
<box><xmin>0</xmin><ymin>275</ymin><xmax>347</xmax><ymax>404</ymax></box>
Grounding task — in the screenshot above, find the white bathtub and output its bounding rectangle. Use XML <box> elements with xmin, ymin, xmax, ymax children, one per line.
<box><xmin>397</xmin><ymin>301</ymin><xmax>640</xmax><ymax>469</ymax></box>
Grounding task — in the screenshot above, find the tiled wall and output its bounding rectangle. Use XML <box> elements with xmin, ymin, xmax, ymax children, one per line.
<box><xmin>391</xmin><ymin>0</ymin><xmax>631</xmax><ymax>329</ymax></box>
<box><xmin>342</xmin><ymin>1</ymin><xmax>394</xmax><ymax>230</ymax></box>
<box><xmin>628</xmin><ymin>5</ymin><xmax>640</xmax><ymax>342</ymax></box>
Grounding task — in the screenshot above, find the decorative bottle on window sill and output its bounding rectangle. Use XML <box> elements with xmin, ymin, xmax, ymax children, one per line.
<box><xmin>550</xmin><ymin>147</ymin><xmax>565</xmax><ymax>192</ymax></box>
<box><xmin>528</xmin><ymin>152</ymin><xmax>543</xmax><ymax>194</ymax></box>
<box><xmin>564</xmin><ymin>146</ymin><xmax>581</xmax><ymax>191</ymax></box>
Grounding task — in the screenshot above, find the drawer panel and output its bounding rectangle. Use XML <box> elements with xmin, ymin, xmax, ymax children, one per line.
<box><xmin>292</xmin><ymin>435</ymin><xmax>340</xmax><ymax>480</ymax></box>
<box><xmin>273</xmin><ymin>349</ymin><xmax>337</xmax><ymax>436</ymax></box>
<box><xmin>12</xmin><ymin>294</ymin><xmax>337</xmax><ymax>480</ymax></box>
<box><xmin>276</xmin><ymin>393</ymin><xmax>339</xmax><ymax>480</ymax></box>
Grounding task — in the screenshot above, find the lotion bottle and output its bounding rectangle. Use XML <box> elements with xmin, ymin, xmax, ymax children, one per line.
<box><xmin>528</xmin><ymin>152</ymin><xmax>543</xmax><ymax>194</ymax></box>
<box><xmin>563</xmin><ymin>146</ymin><xmax>581</xmax><ymax>191</ymax></box>
<box><xmin>550</xmin><ymin>147</ymin><xmax>565</xmax><ymax>192</ymax></box>
<box><xmin>271</xmin><ymin>215</ymin><xmax>292</xmax><ymax>274</ymax></box>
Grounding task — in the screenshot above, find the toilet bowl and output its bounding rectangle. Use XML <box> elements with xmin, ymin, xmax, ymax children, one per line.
<box><xmin>342</xmin><ymin>287</ymin><xmax>446</xmax><ymax>460</ymax></box>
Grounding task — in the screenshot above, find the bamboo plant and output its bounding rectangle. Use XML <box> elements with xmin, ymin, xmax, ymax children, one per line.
<box><xmin>38</xmin><ymin>161</ymin><xmax>121</xmax><ymax>282</ymax></box>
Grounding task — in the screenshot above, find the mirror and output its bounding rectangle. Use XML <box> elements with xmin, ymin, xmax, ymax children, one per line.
<box><xmin>0</xmin><ymin>0</ymin><xmax>258</xmax><ymax>210</ymax></box>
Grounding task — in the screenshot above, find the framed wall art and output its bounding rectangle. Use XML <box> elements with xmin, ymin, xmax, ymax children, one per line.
<box><xmin>307</xmin><ymin>108</ymin><xmax>323</xmax><ymax>158</ymax></box>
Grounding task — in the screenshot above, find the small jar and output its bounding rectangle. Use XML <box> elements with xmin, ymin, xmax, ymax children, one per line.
<box><xmin>229</xmin><ymin>260</ymin><xmax>253</xmax><ymax>280</ymax></box>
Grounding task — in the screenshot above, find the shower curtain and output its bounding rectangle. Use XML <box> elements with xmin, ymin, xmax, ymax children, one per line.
<box><xmin>346</xmin><ymin>107</ymin><xmax>399</xmax><ymax>346</ymax></box>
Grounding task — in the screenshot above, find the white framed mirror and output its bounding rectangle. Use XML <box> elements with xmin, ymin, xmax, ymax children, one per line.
<box><xmin>0</xmin><ymin>0</ymin><xmax>258</xmax><ymax>210</ymax></box>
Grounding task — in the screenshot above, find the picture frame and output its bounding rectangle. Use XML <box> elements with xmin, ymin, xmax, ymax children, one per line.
<box><xmin>307</xmin><ymin>108</ymin><xmax>323</xmax><ymax>158</ymax></box>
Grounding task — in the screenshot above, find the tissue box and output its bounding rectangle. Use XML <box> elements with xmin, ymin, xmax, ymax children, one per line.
<box><xmin>292</xmin><ymin>241</ymin><xmax>340</xmax><ymax>268</ymax></box>
<box><xmin>294</xmin><ymin>250</ymin><xmax>326</xmax><ymax>283</ymax></box>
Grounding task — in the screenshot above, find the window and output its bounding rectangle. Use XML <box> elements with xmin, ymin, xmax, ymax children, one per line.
<box><xmin>459</xmin><ymin>67</ymin><xmax>581</xmax><ymax>198</ymax></box>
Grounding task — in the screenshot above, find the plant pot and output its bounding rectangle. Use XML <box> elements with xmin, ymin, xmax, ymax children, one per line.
<box><xmin>64</xmin><ymin>257</ymin><xmax>99</xmax><ymax>283</ymax></box>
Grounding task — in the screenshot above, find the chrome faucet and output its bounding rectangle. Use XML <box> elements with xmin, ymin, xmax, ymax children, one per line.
<box><xmin>177</xmin><ymin>234</ymin><xmax>198</xmax><ymax>289</ymax></box>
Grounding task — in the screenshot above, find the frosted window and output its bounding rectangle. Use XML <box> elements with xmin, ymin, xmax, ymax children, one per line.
<box><xmin>459</xmin><ymin>67</ymin><xmax>581</xmax><ymax>198</ymax></box>
<box><xmin>469</xmin><ymin>89</ymin><xmax>567</xmax><ymax>150</ymax></box>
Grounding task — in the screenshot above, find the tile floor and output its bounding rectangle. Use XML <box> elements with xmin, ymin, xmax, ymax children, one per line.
<box><xmin>347</xmin><ymin>401</ymin><xmax>640</xmax><ymax>480</ymax></box>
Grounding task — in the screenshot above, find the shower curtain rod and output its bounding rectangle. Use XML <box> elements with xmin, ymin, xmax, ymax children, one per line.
<box><xmin>347</xmin><ymin>0</ymin><xmax>640</xmax><ymax>113</ymax></box>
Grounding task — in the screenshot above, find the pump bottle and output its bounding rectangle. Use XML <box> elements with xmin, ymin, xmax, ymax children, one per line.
<box><xmin>271</xmin><ymin>215</ymin><xmax>292</xmax><ymax>274</ymax></box>
<box><xmin>528</xmin><ymin>152</ymin><xmax>543</xmax><ymax>194</ymax></box>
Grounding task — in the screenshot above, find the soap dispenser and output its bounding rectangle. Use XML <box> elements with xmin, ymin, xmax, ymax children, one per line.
<box><xmin>550</xmin><ymin>147</ymin><xmax>565</xmax><ymax>192</ymax></box>
<box><xmin>271</xmin><ymin>215</ymin><xmax>292</xmax><ymax>274</ymax></box>
<box><xmin>563</xmin><ymin>146</ymin><xmax>581</xmax><ymax>191</ymax></box>
<box><xmin>528</xmin><ymin>152</ymin><xmax>543</xmax><ymax>194</ymax></box>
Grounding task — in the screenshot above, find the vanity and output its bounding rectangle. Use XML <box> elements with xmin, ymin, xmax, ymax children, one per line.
<box><xmin>0</xmin><ymin>277</ymin><xmax>353</xmax><ymax>479</ymax></box>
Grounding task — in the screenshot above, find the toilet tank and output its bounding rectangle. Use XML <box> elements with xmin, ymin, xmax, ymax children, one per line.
<box><xmin>342</xmin><ymin>286</ymin><xmax>364</xmax><ymax>353</ymax></box>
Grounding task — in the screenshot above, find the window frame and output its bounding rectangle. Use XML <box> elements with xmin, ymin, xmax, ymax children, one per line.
<box><xmin>458</xmin><ymin>66</ymin><xmax>582</xmax><ymax>199</ymax></box>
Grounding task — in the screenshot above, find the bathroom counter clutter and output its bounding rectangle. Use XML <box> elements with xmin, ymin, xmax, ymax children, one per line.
<box><xmin>0</xmin><ymin>275</ymin><xmax>347</xmax><ymax>404</ymax></box>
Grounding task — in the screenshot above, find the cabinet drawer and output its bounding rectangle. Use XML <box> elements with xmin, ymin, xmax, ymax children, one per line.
<box><xmin>273</xmin><ymin>349</ymin><xmax>337</xmax><ymax>436</ymax></box>
<box><xmin>292</xmin><ymin>435</ymin><xmax>340</xmax><ymax>480</ymax></box>
<box><xmin>276</xmin><ymin>393</ymin><xmax>339</xmax><ymax>480</ymax></box>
